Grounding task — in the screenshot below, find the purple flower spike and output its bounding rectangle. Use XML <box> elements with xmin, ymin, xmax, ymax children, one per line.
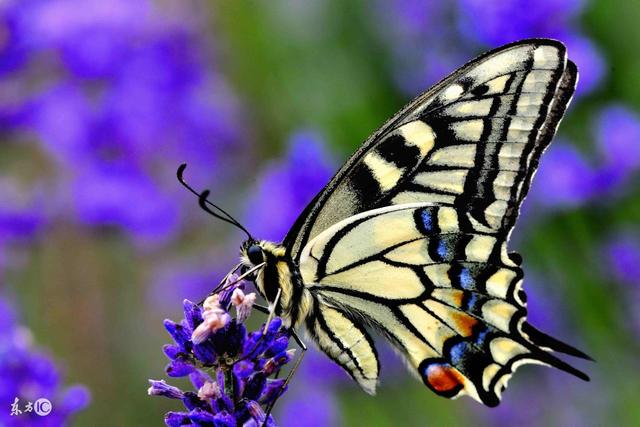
<box><xmin>163</xmin><ymin>319</ymin><xmax>192</xmax><ymax>352</ymax></box>
<box><xmin>605</xmin><ymin>236</ymin><xmax>640</xmax><ymax>288</ymax></box>
<box><xmin>530</xmin><ymin>141</ymin><xmax>599</xmax><ymax>207</ymax></box>
<box><xmin>457</xmin><ymin>0</ymin><xmax>585</xmax><ymax>47</ymax></box>
<box><xmin>245</xmin><ymin>130</ymin><xmax>335</xmax><ymax>242</ymax></box>
<box><xmin>165</xmin><ymin>411</ymin><xmax>191</xmax><ymax>427</ymax></box>
<box><xmin>166</xmin><ymin>357</ymin><xmax>197</xmax><ymax>378</ymax></box>
<box><xmin>2</xmin><ymin>0</ymin><xmax>245</xmax><ymax>246</ymax></box>
<box><xmin>149</xmin><ymin>280</ymin><xmax>293</xmax><ymax>425</ymax></box>
<box><xmin>0</xmin><ymin>295</ymin><xmax>90</xmax><ymax>425</ymax></box>
<box><xmin>596</xmin><ymin>105</ymin><xmax>640</xmax><ymax>177</ymax></box>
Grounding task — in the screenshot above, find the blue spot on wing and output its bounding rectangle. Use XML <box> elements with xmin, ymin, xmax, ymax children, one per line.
<box><xmin>450</xmin><ymin>341</ymin><xmax>469</xmax><ymax>365</ymax></box>
<box><xmin>475</xmin><ymin>328</ymin><xmax>490</xmax><ymax>346</ymax></box>
<box><xmin>466</xmin><ymin>293</ymin><xmax>479</xmax><ymax>311</ymax></box>
<box><xmin>437</xmin><ymin>240</ymin><xmax>448</xmax><ymax>259</ymax></box>
<box><xmin>421</xmin><ymin>210</ymin><xmax>433</xmax><ymax>232</ymax></box>
<box><xmin>459</xmin><ymin>268</ymin><xmax>474</xmax><ymax>290</ymax></box>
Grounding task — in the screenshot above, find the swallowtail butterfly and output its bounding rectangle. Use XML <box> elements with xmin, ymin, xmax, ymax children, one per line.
<box><xmin>181</xmin><ymin>39</ymin><xmax>591</xmax><ymax>407</ymax></box>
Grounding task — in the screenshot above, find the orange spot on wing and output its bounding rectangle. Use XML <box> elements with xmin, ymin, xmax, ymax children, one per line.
<box><xmin>426</xmin><ymin>364</ymin><xmax>465</xmax><ymax>394</ymax></box>
<box><xmin>450</xmin><ymin>312</ymin><xmax>478</xmax><ymax>337</ymax></box>
<box><xmin>448</xmin><ymin>290</ymin><xmax>464</xmax><ymax>307</ymax></box>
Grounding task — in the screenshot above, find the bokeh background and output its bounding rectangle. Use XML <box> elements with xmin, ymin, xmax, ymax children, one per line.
<box><xmin>1</xmin><ymin>0</ymin><xmax>639</xmax><ymax>426</ymax></box>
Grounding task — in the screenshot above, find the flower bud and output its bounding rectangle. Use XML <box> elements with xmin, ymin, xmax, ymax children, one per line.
<box><xmin>148</xmin><ymin>379</ymin><xmax>184</xmax><ymax>399</ymax></box>
<box><xmin>197</xmin><ymin>381</ymin><xmax>221</xmax><ymax>400</ymax></box>
<box><xmin>231</xmin><ymin>289</ymin><xmax>257</xmax><ymax>322</ymax></box>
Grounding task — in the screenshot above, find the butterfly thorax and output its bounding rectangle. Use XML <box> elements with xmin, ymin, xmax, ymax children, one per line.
<box><xmin>240</xmin><ymin>240</ymin><xmax>313</xmax><ymax>329</ymax></box>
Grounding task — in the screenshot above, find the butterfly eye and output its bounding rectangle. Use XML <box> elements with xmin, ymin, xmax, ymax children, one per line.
<box><xmin>247</xmin><ymin>245</ymin><xmax>264</xmax><ymax>265</ymax></box>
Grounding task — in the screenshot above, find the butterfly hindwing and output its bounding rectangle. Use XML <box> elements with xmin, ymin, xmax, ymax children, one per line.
<box><xmin>285</xmin><ymin>39</ymin><xmax>576</xmax><ymax>259</ymax></box>
<box><xmin>304</xmin><ymin>296</ymin><xmax>379</xmax><ymax>394</ymax></box>
<box><xmin>298</xmin><ymin>204</ymin><xmax>588</xmax><ymax>404</ymax></box>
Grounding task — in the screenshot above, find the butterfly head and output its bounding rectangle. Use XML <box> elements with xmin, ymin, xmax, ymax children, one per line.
<box><xmin>239</xmin><ymin>240</ymin><xmax>288</xmax><ymax>300</ymax></box>
<box><xmin>238</xmin><ymin>239</ymin><xmax>311</xmax><ymax>328</ymax></box>
<box><xmin>239</xmin><ymin>239</ymin><xmax>265</xmax><ymax>281</ymax></box>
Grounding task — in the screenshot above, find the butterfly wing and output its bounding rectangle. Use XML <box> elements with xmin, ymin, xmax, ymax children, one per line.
<box><xmin>298</xmin><ymin>204</ymin><xmax>588</xmax><ymax>405</ymax></box>
<box><xmin>285</xmin><ymin>39</ymin><xmax>577</xmax><ymax>259</ymax></box>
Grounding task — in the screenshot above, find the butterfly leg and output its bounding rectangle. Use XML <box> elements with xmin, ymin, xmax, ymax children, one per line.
<box><xmin>262</xmin><ymin>328</ymin><xmax>307</xmax><ymax>426</ymax></box>
<box><xmin>262</xmin><ymin>288</ymin><xmax>281</xmax><ymax>334</ymax></box>
<box><xmin>252</xmin><ymin>303</ymin><xmax>269</xmax><ymax>314</ymax></box>
<box><xmin>251</xmin><ymin>303</ymin><xmax>308</xmax><ymax>424</ymax></box>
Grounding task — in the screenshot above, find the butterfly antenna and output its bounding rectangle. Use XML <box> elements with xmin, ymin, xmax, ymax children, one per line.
<box><xmin>177</xmin><ymin>163</ymin><xmax>253</xmax><ymax>240</ymax></box>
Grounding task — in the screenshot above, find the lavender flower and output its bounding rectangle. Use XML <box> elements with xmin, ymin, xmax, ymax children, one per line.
<box><xmin>147</xmin><ymin>255</ymin><xmax>238</xmax><ymax>313</ymax></box>
<box><xmin>457</xmin><ymin>0</ymin><xmax>604</xmax><ymax>95</ymax></box>
<box><xmin>2</xmin><ymin>0</ymin><xmax>244</xmax><ymax>245</ymax></box>
<box><xmin>373</xmin><ymin>1</ymin><xmax>467</xmax><ymax>95</ymax></box>
<box><xmin>527</xmin><ymin>103</ymin><xmax>640</xmax><ymax>211</ymax></box>
<box><xmin>0</xmin><ymin>295</ymin><xmax>90</xmax><ymax>426</ymax></box>
<box><xmin>373</xmin><ymin>0</ymin><xmax>604</xmax><ymax>97</ymax></box>
<box><xmin>244</xmin><ymin>130</ymin><xmax>336</xmax><ymax>242</ymax></box>
<box><xmin>605</xmin><ymin>235</ymin><xmax>640</xmax><ymax>288</ymax></box>
<box><xmin>149</xmin><ymin>275</ymin><xmax>293</xmax><ymax>426</ymax></box>
<box><xmin>595</xmin><ymin>104</ymin><xmax>640</xmax><ymax>185</ymax></box>
<box><xmin>0</xmin><ymin>178</ymin><xmax>46</xmax><ymax>243</ymax></box>
<box><xmin>529</xmin><ymin>141</ymin><xmax>600</xmax><ymax>208</ymax></box>
<box><xmin>604</xmin><ymin>235</ymin><xmax>640</xmax><ymax>336</ymax></box>
<box><xmin>278</xmin><ymin>387</ymin><xmax>341</xmax><ymax>427</ymax></box>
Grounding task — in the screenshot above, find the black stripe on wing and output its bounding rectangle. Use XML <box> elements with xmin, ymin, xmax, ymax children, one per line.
<box><xmin>284</xmin><ymin>39</ymin><xmax>573</xmax><ymax>260</ymax></box>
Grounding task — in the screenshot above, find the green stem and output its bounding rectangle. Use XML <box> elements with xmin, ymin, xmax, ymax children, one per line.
<box><xmin>223</xmin><ymin>367</ymin><xmax>234</xmax><ymax>406</ymax></box>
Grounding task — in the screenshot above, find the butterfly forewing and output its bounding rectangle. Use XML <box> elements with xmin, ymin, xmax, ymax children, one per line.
<box><xmin>285</xmin><ymin>40</ymin><xmax>575</xmax><ymax>258</ymax></box>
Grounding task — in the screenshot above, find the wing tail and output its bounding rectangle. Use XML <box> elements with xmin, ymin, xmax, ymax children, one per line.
<box><xmin>521</xmin><ymin>321</ymin><xmax>593</xmax><ymax>361</ymax></box>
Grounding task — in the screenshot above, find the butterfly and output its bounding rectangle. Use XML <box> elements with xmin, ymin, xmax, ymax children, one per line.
<box><xmin>179</xmin><ymin>38</ymin><xmax>590</xmax><ymax>408</ymax></box>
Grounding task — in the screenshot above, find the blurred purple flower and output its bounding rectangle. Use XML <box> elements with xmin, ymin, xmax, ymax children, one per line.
<box><xmin>561</xmin><ymin>33</ymin><xmax>605</xmax><ymax>95</ymax></box>
<box><xmin>475</xmin><ymin>368</ymin><xmax>603</xmax><ymax>427</ymax></box>
<box><xmin>244</xmin><ymin>130</ymin><xmax>335</xmax><ymax>242</ymax></box>
<box><xmin>278</xmin><ymin>387</ymin><xmax>341</xmax><ymax>427</ymax></box>
<box><xmin>2</xmin><ymin>0</ymin><xmax>244</xmax><ymax>245</ymax></box>
<box><xmin>521</xmin><ymin>274</ymin><xmax>566</xmax><ymax>335</ymax></box>
<box><xmin>528</xmin><ymin>103</ymin><xmax>640</xmax><ymax>210</ymax></box>
<box><xmin>0</xmin><ymin>295</ymin><xmax>90</xmax><ymax>426</ymax></box>
<box><xmin>457</xmin><ymin>0</ymin><xmax>584</xmax><ymax>46</ymax></box>
<box><xmin>373</xmin><ymin>0</ymin><xmax>604</xmax><ymax>96</ymax></box>
<box><xmin>72</xmin><ymin>163</ymin><xmax>178</xmax><ymax>245</ymax></box>
<box><xmin>596</xmin><ymin>104</ymin><xmax>640</xmax><ymax>179</ymax></box>
<box><xmin>27</xmin><ymin>0</ymin><xmax>148</xmax><ymax>79</ymax></box>
<box><xmin>457</xmin><ymin>0</ymin><xmax>604</xmax><ymax>95</ymax></box>
<box><xmin>374</xmin><ymin>1</ymin><xmax>467</xmax><ymax>94</ymax></box>
<box><xmin>298</xmin><ymin>349</ymin><xmax>350</xmax><ymax>386</ymax></box>
<box><xmin>604</xmin><ymin>236</ymin><xmax>640</xmax><ymax>288</ymax></box>
<box><xmin>529</xmin><ymin>142</ymin><xmax>599</xmax><ymax>208</ymax></box>
<box><xmin>150</xmin><ymin>274</ymin><xmax>294</xmax><ymax>426</ymax></box>
<box><xmin>148</xmin><ymin>257</ymin><xmax>234</xmax><ymax>314</ymax></box>
<box><xmin>0</xmin><ymin>0</ymin><xmax>32</xmax><ymax>77</ymax></box>
<box><xmin>604</xmin><ymin>235</ymin><xmax>640</xmax><ymax>336</ymax></box>
<box><xmin>0</xmin><ymin>178</ymin><xmax>46</xmax><ymax>243</ymax></box>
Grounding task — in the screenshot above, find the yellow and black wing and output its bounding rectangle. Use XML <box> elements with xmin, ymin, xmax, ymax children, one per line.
<box><xmin>281</xmin><ymin>39</ymin><xmax>589</xmax><ymax>405</ymax></box>
<box><xmin>298</xmin><ymin>204</ymin><xmax>589</xmax><ymax>406</ymax></box>
<box><xmin>284</xmin><ymin>39</ymin><xmax>577</xmax><ymax>258</ymax></box>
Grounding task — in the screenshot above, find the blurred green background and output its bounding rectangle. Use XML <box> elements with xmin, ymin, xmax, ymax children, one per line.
<box><xmin>2</xmin><ymin>0</ymin><xmax>640</xmax><ymax>426</ymax></box>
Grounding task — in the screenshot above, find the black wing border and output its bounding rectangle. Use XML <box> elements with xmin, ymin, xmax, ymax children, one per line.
<box><xmin>284</xmin><ymin>38</ymin><xmax>572</xmax><ymax>260</ymax></box>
